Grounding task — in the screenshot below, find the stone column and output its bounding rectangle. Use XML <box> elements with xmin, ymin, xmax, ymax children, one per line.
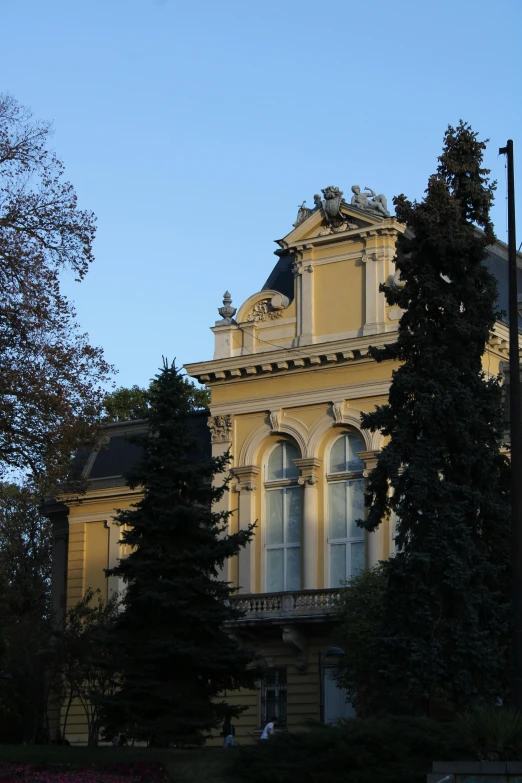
<box><xmin>294</xmin><ymin>457</ymin><xmax>322</xmax><ymax>590</ymax></box>
<box><xmin>358</xmin><ymin>450</ymin><xmax>382</xmax><ymax>568</ymax></box>
<box><xmin>233</xmin><ymin>466</ymin><xmax>260</xmax><ymax>594</ymax></box>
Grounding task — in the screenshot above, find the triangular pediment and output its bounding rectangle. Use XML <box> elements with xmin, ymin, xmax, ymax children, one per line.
<box><xmin>279</xmin><ymin>200</ymin><xmax>387</xmax><ymax>246</ymax></box>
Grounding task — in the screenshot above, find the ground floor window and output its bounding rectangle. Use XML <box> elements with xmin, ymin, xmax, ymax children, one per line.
<box><xmin>260</xmin><ymin>667</ymin><xmax>287</xmax><ymax>727</ymax></box>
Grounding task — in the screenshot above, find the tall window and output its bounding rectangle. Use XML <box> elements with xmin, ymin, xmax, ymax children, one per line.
<box><xmin>265</xmin><ymin>441</ymin><xmax>301</xmax><ymax>592</ymax></box>
<box><xmin>260</xmin><ymin>668</ymin><xmax>287</xmax><ymax>726</ymax></box>
<box><xmin>328</xmin><ymin>432</ymin><xmax>366</xmax><ymax>587</ymax></box>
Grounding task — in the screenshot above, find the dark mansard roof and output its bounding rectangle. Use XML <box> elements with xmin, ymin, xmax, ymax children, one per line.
<box><xmin>71</xmin><ymin>409</ymin><xmax>211</xmax><ymax>490</ymax></box>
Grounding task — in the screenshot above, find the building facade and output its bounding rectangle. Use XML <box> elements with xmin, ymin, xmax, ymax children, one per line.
<box><xmin>49</xmin><ymin>185</ymin><xmax>514</xmax><ymax>743</ymax></box>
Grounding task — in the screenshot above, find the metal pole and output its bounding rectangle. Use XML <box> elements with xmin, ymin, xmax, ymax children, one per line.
<box><xmin>499</xmin><ymin>139</ymin><xmax>522</xmax><ymax>710</ymax></box>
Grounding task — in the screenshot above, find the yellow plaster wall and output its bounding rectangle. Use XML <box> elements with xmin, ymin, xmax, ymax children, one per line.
<box><xmin>211</xmin><ymin>360</ymin><xmax>398</xmax><ymax>406</ymax></box>
<box><xmin>67</xmin><ymin>523</ymin><xmax>86</xmax><ymax>608</ymax></box>
<box><xmin>482</xmin><ymin>348</ymin><xmax>504</xmax><ymax>376</ymax></box>
<box><xmin>85</xmin><ymin>521</ymin><xmax>109</xmax><ymax>602</ymax></box>
<box><xmin>234</xmin><ymin>412</ymin><xmax>268</xmax><ymax>455</ymax></box>
<box><xmin>314</xmin><ymin>258</ymin><xmax>364</xmax><ymax>336</ymax></box>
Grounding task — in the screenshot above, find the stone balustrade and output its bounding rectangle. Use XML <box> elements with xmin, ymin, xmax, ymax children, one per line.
<box><xmin>228</xmin><ymin>588</ymin><xmax>341</xmax><ymax>622</ymax></box>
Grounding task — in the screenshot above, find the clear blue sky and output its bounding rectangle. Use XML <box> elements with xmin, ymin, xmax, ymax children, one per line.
<box><xmin>2</xmin><ymin>0</ymin><xmax>521</xmax><ymax>390</ymax></box>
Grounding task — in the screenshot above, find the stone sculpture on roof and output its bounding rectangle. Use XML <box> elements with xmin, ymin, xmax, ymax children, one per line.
<box><xmin>293</xmin><ymin>181</ymin><xmax>391</xmax><ymax>234</ymax></box>
<box><xmin>316</xmin><ymin>185</ymin><xmax>358</xmax><ymax>235</ymax></box>
<box><xmin>350</xmin><ymin>185</ymin><xmax>390</xmax><ymax>217</ymax></box>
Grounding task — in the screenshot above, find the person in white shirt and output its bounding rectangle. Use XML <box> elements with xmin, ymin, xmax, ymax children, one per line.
<box><xmin>260</xmin><ymin>716</ymin><xmax>278</xmax><ymax>740</ymax></box>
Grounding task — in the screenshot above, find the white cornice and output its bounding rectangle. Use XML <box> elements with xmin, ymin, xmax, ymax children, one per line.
<box><xmin>185</xmin><ymin>333</ymin><xmax>396</xmax><ymax>385</ymax></box>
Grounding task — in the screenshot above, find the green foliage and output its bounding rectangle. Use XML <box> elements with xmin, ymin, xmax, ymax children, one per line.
<box><xmin>103</xmin><ymin>385</ymin><xmax>150</xmax><ymax>422</ymax></box>
<box><xmin>56</xmin><ymin>588</ymin><xmax>121</xmax><ymax>746</ymax></box>
<box><xmin>103</xmin><ymin>379</ymin><xmax>210</xmax><ymax>421</ymax></box>
<box><xmin>0</xmin><ymin>483</ymin><xmax>53</xmax><ymax>743</ymax></box>
<box><xmin>232</xmin><ymin>717</ymin><xmax>476</xmax><ymax>783</ymax></box>
<box><xmin>359</xmin><ymin>122</ymin><xmax>510</xmax><ymax>714</ymax></box>
<box><xmin>456</xmin><ymin>707</ymin><xmax>522</xmax><ymax>758</ymax></box>
<box><xmin>183</xmin><ymin>378</ymin><xmax>211</xmax><ymax>411</ymax></box>
<box><xmin>334</xmin><ymin>566</ymin><xmax>386</xmax><ymax>716</ymax></box>
<box><xmin>0</xmin><ymin>94</ymin><xmax>112</xmax><ymax>486</ymax></box>
<box><xmin>101</xmin><ymin>361</ymin><xmax>255</xmax><ymax>744</ymax></box>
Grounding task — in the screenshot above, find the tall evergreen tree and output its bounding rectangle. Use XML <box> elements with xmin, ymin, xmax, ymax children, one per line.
<box><xmin>103</xmin><ymin>361</ymin><xmax>255</xmax><ymax>743</ymax></box>
<box><xmin>361</xmin><ymin>122</ymin><xmax>511</xmax><ymax>714</ymax></box>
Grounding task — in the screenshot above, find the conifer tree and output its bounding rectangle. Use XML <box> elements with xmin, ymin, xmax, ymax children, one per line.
<box><xmin>361</xmin><ymin>122</ymin><xmax>511</xmax><ymax>714</ymax></box>
<box><xmin>103</xmin><ymin>361</ymin><xmax>255</xmax><ymax>743</ymax></box>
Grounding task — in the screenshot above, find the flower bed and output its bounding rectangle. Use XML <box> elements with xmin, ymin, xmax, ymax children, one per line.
<box><xmin>0</xmin><ymin>761</ymin><xmax>169</xmax><ymax>783</ymax></box>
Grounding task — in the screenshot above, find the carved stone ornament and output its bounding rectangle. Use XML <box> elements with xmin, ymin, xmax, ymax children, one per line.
<box><xmin>269</xmin><ymin>410</ymin><xmax>281</xmax><ymax>432</ymax></box>
<box><xmin>291</xmin><ymin>259</ymin><xmax>313</xmax><ymax>276</ymax></box>
<box><xmin>232</xmin><ymin>465</ymin><xmax>260</xmax><ymax>492</ymax></box>
<box><xmin>217</xmin><ymin>291</ymin><xmax>237</xmax><ymax>323</ymax></box>
<box><xmin>332</xmin><ymin>401</ymin><xmax>344</xmax><ymax>424</ymax></box>
<box><xmin>282</xmin><ymin>625</ymin><xmax>308</xmax><ymax>673</ymax></box>
<box><xmin>207</xmin><ymin>414</ymin><xmax>233</xmax><ymax>443</ymax></box>
<box><xmin>350</xmin><ymin>185</ymin><xmax>390</xmax><ymax>217</ymax></box>
<box><xmin>294</xmin><ymin>457</ymin><xmax>322</xmax><ymax>487</ymax></box>
<box><xmin>313</xmin><ymin>185</ymin><xmax>358</xmax><ymax>235</ymax></box>
<box><xmin>233</xmin><ymin>480</ymin><xmax>256</xmax><ymax>492</ymax></box>
<box><xmin>246</xmin><ymin>299</ymin><xmax>284</xmax><ymax>323</ymax></box>
<box><xmin>297</xmin><ymin>474</ymin><xmax>318</xmax><ymax>486</ymax></box>
<box><xmin>317</xmin><ymin>220</ymin><xmax>358</xmax><ymax>236</ymax></box>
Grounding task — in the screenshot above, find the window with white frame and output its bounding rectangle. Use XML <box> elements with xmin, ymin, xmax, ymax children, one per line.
<box><xmin>265</xmin><ymin>441</ymin><xmax>301</xmax><ymax>592</ymax></box>
<box><xmin>328</xmin><ymin>432</ymin><xmax>366</xmax><ymax>587</ymax></box>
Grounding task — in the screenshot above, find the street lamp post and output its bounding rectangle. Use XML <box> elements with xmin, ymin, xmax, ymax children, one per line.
<box><xmin>499</xmin><ymin>140</ymin><xmax>521</xmax><ymax>710</ymax></box>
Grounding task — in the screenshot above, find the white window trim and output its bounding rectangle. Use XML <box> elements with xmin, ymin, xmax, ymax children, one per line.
<box><xmin>263</xmin><ymin>441</ymin><xmax>302</xmax><ymax>594</ymax></box>
<box><xmin>326</xmin><ymin>432</ymin><xmax>366</xmax><ymax>588</ymax></box>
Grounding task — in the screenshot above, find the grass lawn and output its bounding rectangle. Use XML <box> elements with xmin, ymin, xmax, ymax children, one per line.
<box><xmin>0</xmin><ymin>745</ymin><xmax>234</xmax><ymax>783</ymax></box>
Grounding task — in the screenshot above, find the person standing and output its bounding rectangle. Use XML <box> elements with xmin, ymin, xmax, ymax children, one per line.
<box><xmin>222</xmin><ymin>717</ymin><xmax>236</xmax><ymax>748</ymax></box>
<box><xmin>260</xmin><ymin>716</ymin><xmax>278</xmax><ymax>740</ymax></box>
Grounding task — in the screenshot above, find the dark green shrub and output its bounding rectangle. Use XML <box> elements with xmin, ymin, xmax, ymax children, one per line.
<box><xmin>455</xmin><ymin>707</ymin><xmax>522</xmax><ymax>758</ymax></box>
<box><xmin>232</xmin><ymin>716</ymin><xmax>476</xmax><ymax>783</ymax></box>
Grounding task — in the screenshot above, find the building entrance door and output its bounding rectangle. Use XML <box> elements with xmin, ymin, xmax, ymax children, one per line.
<box><xmin>323</xmin><ymin>668</ymin><xmax>355</xmax><ymax>724</ymax></box>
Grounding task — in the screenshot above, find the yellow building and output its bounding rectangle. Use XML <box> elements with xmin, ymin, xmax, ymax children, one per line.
<box><xmin>48</xmin><ymin>184</ymin><xmax>514</xmax><ymax>744</ymax></box>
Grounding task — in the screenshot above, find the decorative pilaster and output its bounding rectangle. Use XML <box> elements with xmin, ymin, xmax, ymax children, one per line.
<box><xmin>212</xmin><ymin>428</ymin><xmax>233</xmax><ymax>583</ymax></box>
<box><xmin>361</xmin><ymin>233</ymin><xmax>387</xmax><ymax>336</ymax></box>
<box><xmin>357</xmin><ymin>450</ymin><xmax>383</xmax><ymax>567</ymax></box>
<box><xmin>294</xmin><ymin>457</ymin><xmax>322</xmax><ymax>589</ymax></box>
<box><xmin>292</xmin><ymin>245</ymin><xmax>314</xmax><ymax>346</ymax></box>
<box><xmin>233</xmin><ymin>466</ymin><xmax>260</xmax><ymax>593</ymax></box>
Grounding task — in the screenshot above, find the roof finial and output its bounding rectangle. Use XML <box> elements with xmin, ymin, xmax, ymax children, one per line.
<box><xmin>217</xmin><ymin>291</ymin><xmax>236</xmax><ymax>323</ymax></box>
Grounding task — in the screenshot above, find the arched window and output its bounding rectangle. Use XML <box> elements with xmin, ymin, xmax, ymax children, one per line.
<box><xmin>265</xmin><ymin>441</ymin><xmax>301</xmax><ymax>592</ymax></box>
<box><xmin>327</xmin><ymin>432</ymin><xmax>365</xmax><ymax>587</ymax></box>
